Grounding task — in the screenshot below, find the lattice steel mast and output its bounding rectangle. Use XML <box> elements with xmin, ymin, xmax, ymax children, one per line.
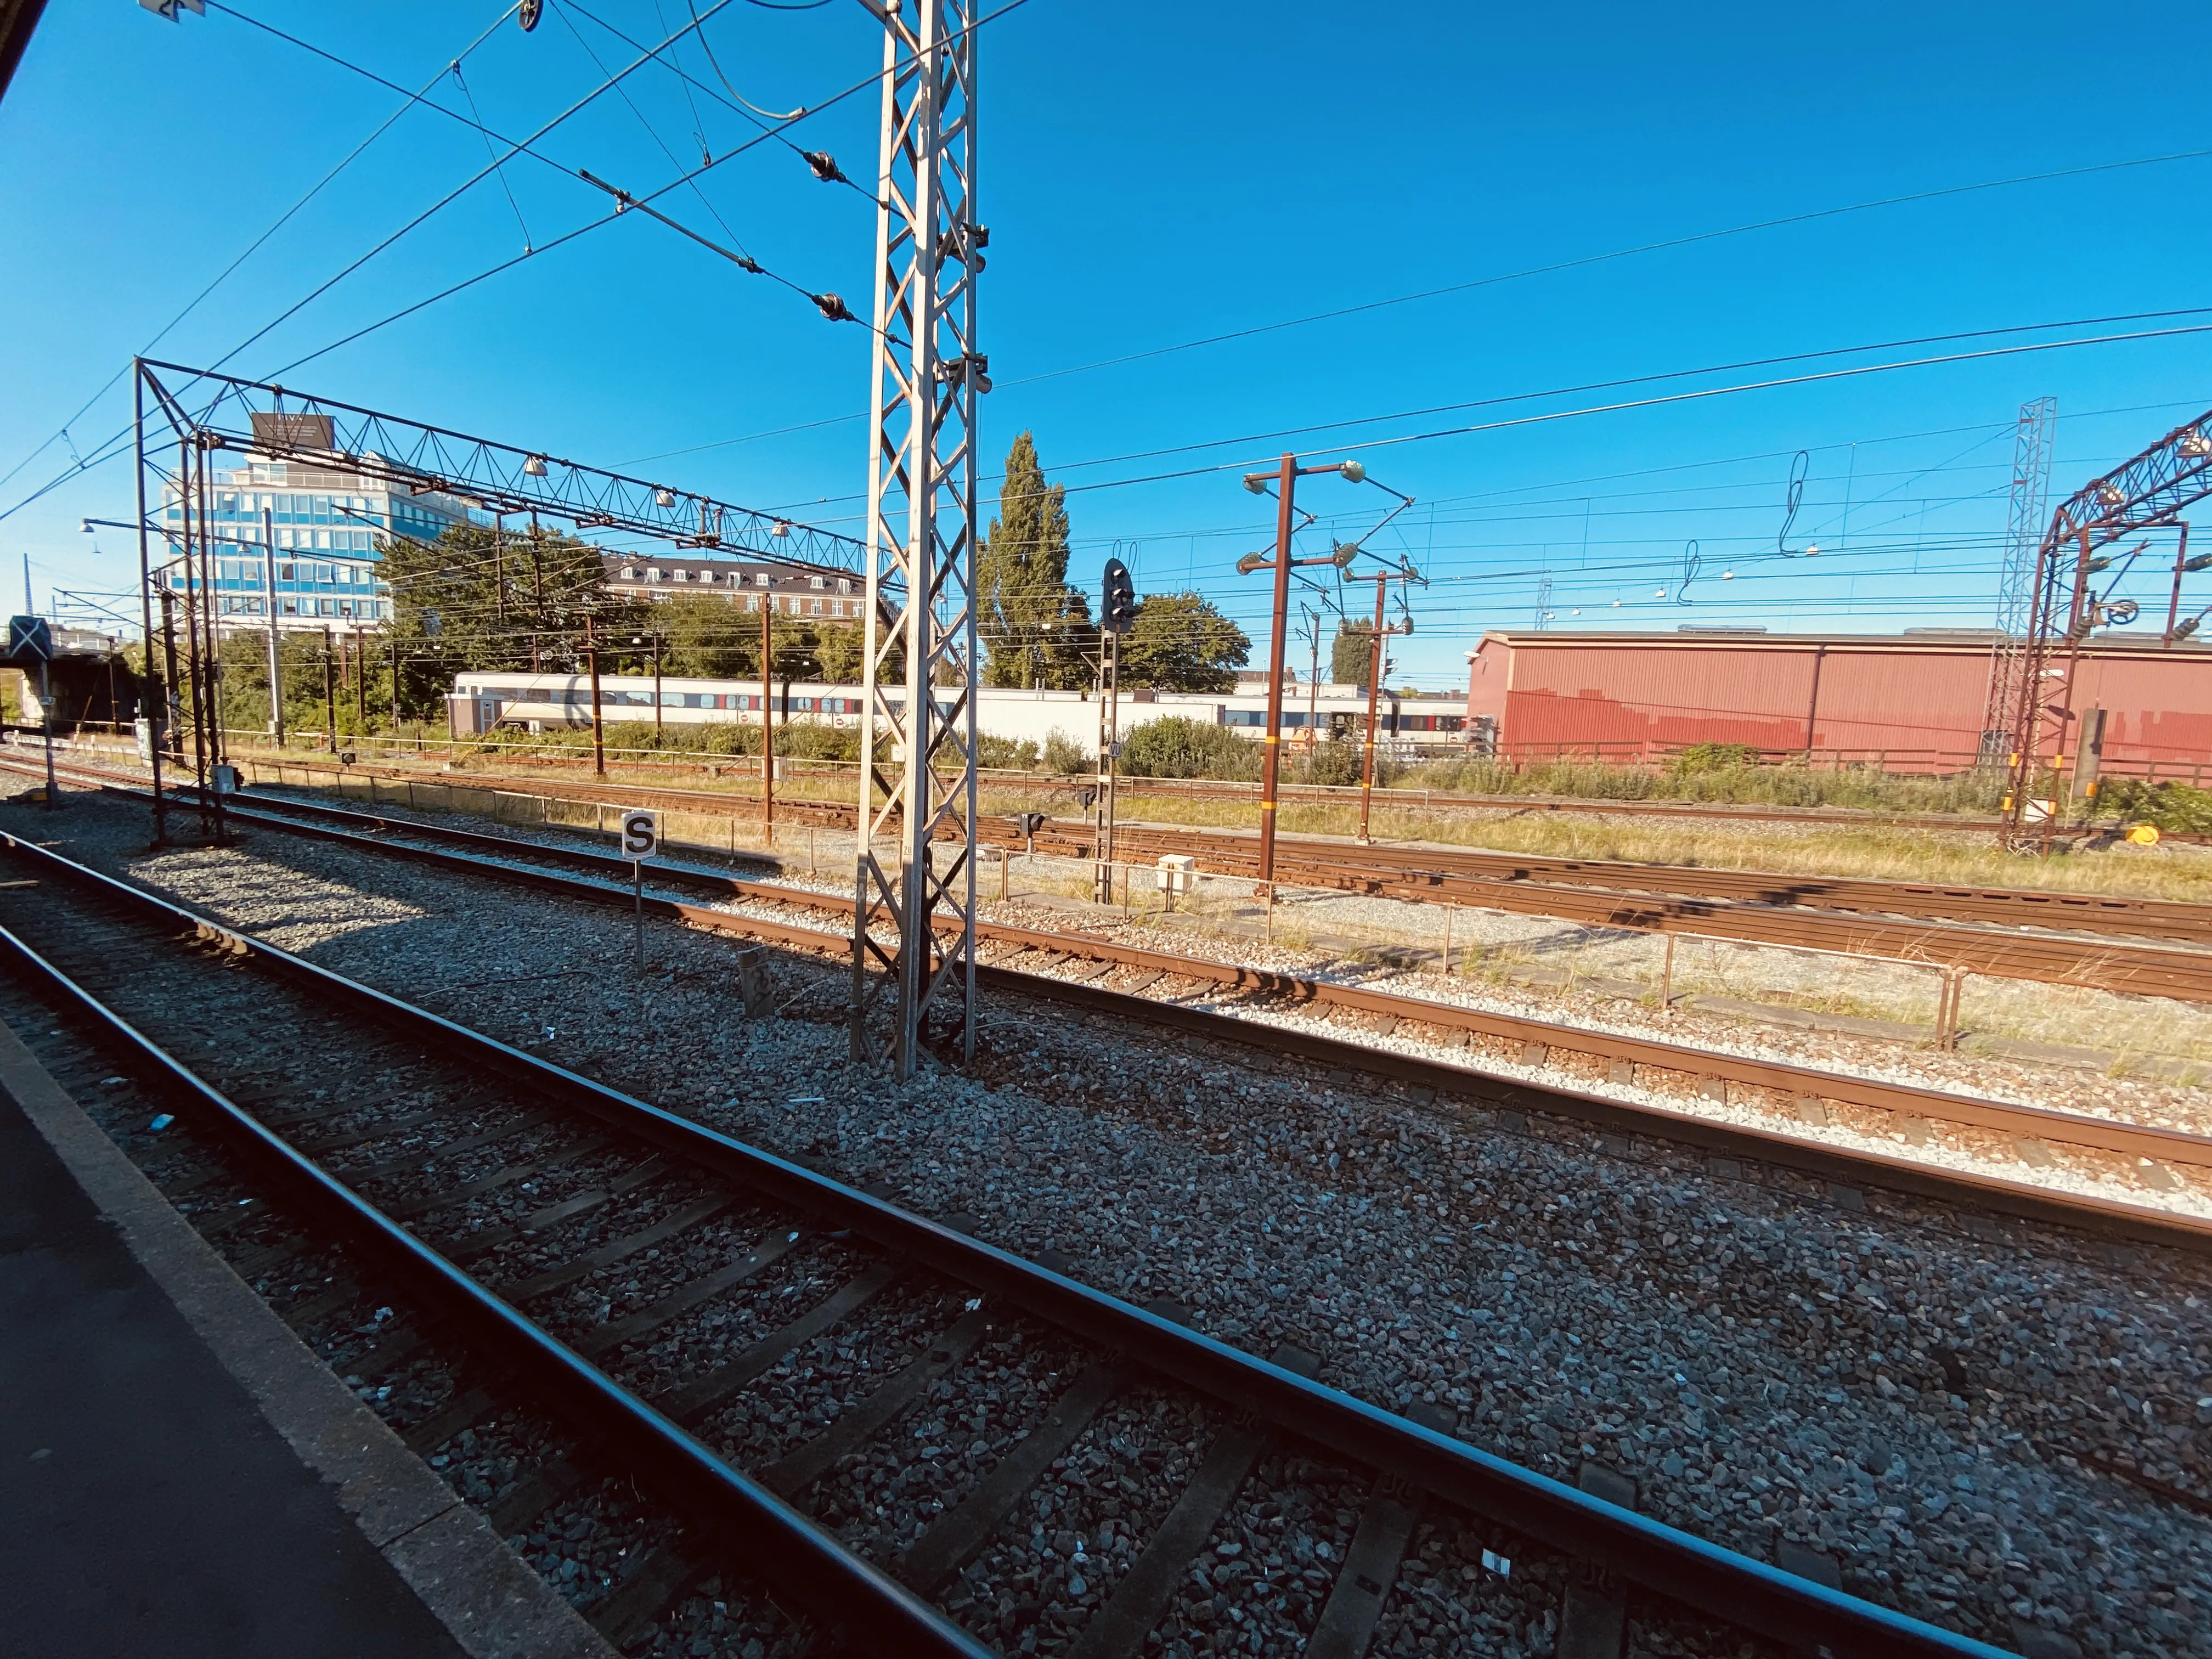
<box><xmin>1979</xmin><ymin>396</ymin><xmax>2056</xmax><ymax>761</ymax></box>
<box><xmin>851</xmin><ymin>0</ymin><xmax>984</xmax><ymax>1076</ymax></box>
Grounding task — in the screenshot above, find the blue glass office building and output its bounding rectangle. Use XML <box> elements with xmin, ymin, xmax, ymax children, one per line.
<box><xmin>157</xmin><ymin>456</ymin><xmax>473</xmax><ymax>633</ymax></box>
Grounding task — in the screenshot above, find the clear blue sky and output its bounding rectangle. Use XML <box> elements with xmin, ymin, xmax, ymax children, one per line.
<box><xmin>4</xmin><ymin>0</ymin><xmax>2210</xmax><ymax>687</ymax></box>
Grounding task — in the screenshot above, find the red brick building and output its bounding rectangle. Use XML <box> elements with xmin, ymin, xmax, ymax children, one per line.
<box><xmin>1464</xmin><ymin>629</ymin><xmax>2212</xmax><ymax>780</ymax></box>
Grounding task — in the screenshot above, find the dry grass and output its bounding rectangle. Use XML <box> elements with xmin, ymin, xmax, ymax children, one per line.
<box><xmin>251</xmin><ymin>743</ymin><xmax>2212</xmax><ymax>906</ymax></box>
<box><xmin>1020</xmin><ymin>791</ymin><xmax>2212</xmax><ymax>905</ymax></box>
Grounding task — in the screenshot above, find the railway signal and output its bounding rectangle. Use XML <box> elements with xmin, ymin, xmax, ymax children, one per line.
<box><xmin>1093</xmin><ymin>557</ymin><xmax>1137</xmax><ymax>903</ymax></box>
<box><xmin>1100</xmin><ymin>557</ymin><xmax>1137</xmax><ymax>636</ymax></box>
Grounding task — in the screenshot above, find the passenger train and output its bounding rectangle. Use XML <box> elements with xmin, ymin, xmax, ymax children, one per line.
<box><xmin>446</xmin><ymin>671</ymin><xmax>1472</xmax><ymax>756</ymax></box>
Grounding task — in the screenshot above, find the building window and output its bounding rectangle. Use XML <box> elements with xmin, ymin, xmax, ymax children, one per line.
<box><xmin>838</xmin><ymin>577</ymin><xmax>851</xmax><ymax>594</ymax></box>
<box><xmin>744</xmin><ymin>595</ymin><xmax>758</xmax><ymax>612</ymax></box>
<box><xmin>809</xmin><ymin>575</ymin><xmax>826</xmax><ymax>589</ymax></box>
<box><xmin>810</xmin><ymin>600</ymin><xmax>823</xmax><ymax>616</ymax></box>
<box><xmin>755</xmin><ymin>572</ymin><xmax>771</xmax><ymax>587</ymax></box>
<box><xmin>620</xmin><ymin>567</ymin><xmax>638</xmax><ymax>580</ymax></box>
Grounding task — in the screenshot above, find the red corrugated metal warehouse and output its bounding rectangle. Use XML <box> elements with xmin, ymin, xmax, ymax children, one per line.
<box><xmin>1464</xmin><ymin>629</ymin><xmax>2212</xmax><ymax>779</ymax></box>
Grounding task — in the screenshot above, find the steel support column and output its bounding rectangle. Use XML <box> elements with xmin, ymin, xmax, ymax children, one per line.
<box><xmin>851</xmin><ymin>0</ymin><xmax>982</xmax><ymax>1077</ymax></box>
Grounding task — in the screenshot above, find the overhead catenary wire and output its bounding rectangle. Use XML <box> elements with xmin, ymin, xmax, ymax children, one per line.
<box><xmin>0</xmin><ymin>0</ymin><xmax>761</xmax><ymax>523</ymax></box>
<box><xmin>549</xmin><ymin>0</ymin><xmax>766</xmax><ymax>264</ymax></box>
<box><xmin>1017</xmin><ymin>319</ymin><xmax>2212</xmax><ymax>509</ymax></box>
<box><xmin>995</xmin><ymin>145</ymin><xmax>2212</xmax><ymax>392</ymax></box>
<box><xmin>633</xmin><ymin>148</ymin><xmax>2212</xmax><ymax>467</ymax></box>
<box><xmin>204</xmin><ymin>0</ymin><xmax>1038</xmax><ymax>380</ymax></box>
<box><xmin>742</xmin><ymin>307</ymin><xmax>2212</xmax><ymax>528</ymax></box>
<box><xmin>196</xmin><ymin>0</ymin><xmax>758</xmax><ymax>379</ymax></box>
<box><xmin>0</xmin><ymin>0</ymin><xmax>1042</xmax><ymax>526</ymax></box>
<box><xmin>0</xmin><ymin>2</ymin><xmax>520</xmax><ymax>502</ymax></box>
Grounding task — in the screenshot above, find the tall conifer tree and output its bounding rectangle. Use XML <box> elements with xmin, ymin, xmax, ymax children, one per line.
<box><xmin>977</xmin><ymin>432</ymin><xmax>1091</xmax><ymax>688</ymax></box>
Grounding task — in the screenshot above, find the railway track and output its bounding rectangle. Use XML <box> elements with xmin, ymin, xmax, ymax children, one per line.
<box><xmin>1058</xmin><ymin>823</ymin><xmax>2212</xmax><ymax>948</ymax></box>
<box><xmin>110</xmin><ymin>748</ymin><xmax>2212</xmax><ymax>1003</ymax></box>
<box><xmin>0</xmin><ymin>831</ymin><xmax>2018</xmax><ymax>1658</ymax></box>
<box><xmin>52</xmin><ymin>768</ymin><xmax>2212</xmax><ymax>1253</ymax></box>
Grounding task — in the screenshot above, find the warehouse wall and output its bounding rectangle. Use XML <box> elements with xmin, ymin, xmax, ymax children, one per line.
<box><xmin>1465</xmin><ymin>633</ymin><xmax>2212</xmax><ymax>771</ymax></box>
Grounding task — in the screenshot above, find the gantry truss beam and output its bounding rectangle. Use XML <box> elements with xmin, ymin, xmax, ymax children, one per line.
<box><xmin>136</xmin><ymin>360</ymin><xmax>868</xmax><ymax>577</ymax></box>
<box><xmin>850</xmin><ymin>0</ymin><xmax>983</xmax><ymax>1078</ymax></box>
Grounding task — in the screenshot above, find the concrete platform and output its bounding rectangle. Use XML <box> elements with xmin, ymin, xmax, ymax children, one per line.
<box><xmin>0</xmin><ymin>1015</ymin><xmax>614</xmax><ymax>1659</ymax></box>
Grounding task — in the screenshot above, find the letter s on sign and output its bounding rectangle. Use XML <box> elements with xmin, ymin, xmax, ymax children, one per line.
<box><xmin>620</xmin><ymin>810</ymin><xmax>658</xmax><ymax>860</ymax></box>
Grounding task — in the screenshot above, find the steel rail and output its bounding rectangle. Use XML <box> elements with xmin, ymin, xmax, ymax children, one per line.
<box><xmin>0</xmin><ymin>887</ymin><xmax>989</xmax><ymax>1658</ymax></box>
<box><xmin>1037</xmin><ymin>824</ymin><xmax>2212</xmax><ymax>1000</ymax></box>
<box><xmin>38</xmin><ymin>732</ymin><xmax>2211</xmax><ymax>845</ymax></box>
<box><xmin>275</xmin><ymin>747</ymin><xmax>2212</xmax><ymax>842</ymax></box>
<box><xmin>0</xmin><ymin>826</ymin><xmax>2019</xmax><ymax>1659</ymax></box>
<box><xmin>1079</xmin><ymin>824</ymin><xmax>2212</xmax><ymax>945</ymax></box>
<box><xmin>38</xmin><ymin>745</ymin><xmax>2207</xmax><ymax>939</ymax></box>
<box><xmin>110</xmin><ymin>751</ymin><xmax>2212</xmax><ymax>995</ymax></box>
<box><xmin>109</xmin><ymin>781</ymin><xmax>2212</xmax><ymax>1251</ymax></box>
<box><xmin>206</xmin><ymin>788</ymin><xmax>2212</xmax><ymax>1152</ymax></box>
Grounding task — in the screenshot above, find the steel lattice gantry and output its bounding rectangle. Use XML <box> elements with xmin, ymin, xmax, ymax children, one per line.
<box><xmin>134</xmin><ymin>360</ymin><xmax>868</xmax><ymax>576</ymax></box>
<box><xmin>1999</xmin><ymin>405</ymin><xmax>2212</xmax><ymax>845</ymax></box>
<box><xmin>850</xmin><ymin>0</ymin><xmax>984</xmax><ymax>1077</ymax></box>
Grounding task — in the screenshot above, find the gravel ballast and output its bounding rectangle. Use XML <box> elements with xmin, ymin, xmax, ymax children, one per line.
<box><xmin>26</xmin><ymin>792</ymin><xmax>2212</xmax><ymax>1658</ymax></box>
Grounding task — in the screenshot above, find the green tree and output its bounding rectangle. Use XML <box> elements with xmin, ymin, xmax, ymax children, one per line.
<box><xmin>978</xmin><ymin>431</ymin><xmax>1091</xmax><ymax>689</ymax></box>
<box><xmin>383</xmin><ymin>522</ymin><xmax>643</xmax><ymax>699</ymax></box>
<box><xmin>655</xmin><ymin>592</ymin><xmax>762</xmax><ymax>679</ymax></box>
<box><xmin>813</xmin><ymin>620</ymin><xmax>873</xmax><ymax>684</ymax></box>
<box><xmin>1118</xmin><ymin>591</ymin><xmax>1249</xmax><ymax>692</ymax></box>
<box><xmin>1331</xmin><ymin>622</ymin><xmax>1376</xmax><ymax>686</ymax></box>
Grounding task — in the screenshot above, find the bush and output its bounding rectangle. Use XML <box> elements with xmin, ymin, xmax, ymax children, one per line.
<box><xmin>1395</xmin><ymin>751</ymin><xmax>2004</xmax><ymax>814</ymax></box>
<box><xmin>1668</xmin><ymin>741</ymin><xmax>1761</xmax><ymax>775</ymax></box>
<box><xmin>1116</xmin><ymin>716</ymin><xmax>1259</xmax><ymax>780</ymax></box>
<box><xmin>2091</xmin><ymin>778</ymin><xmax>2212</xmax><ymax>834</ymax></box>
<box><xmin>1042</xmin><ymin>727</ymin><xmax>1091</xmax><ymax>775</ymax></box>
<box><xmin>1290</xmin><ymin>735</ymin><xmax>1368</xmax><ymax>787</ymax></box>
<box><xmin>462</xmin><ymin>716</ymin><xmax>872</xmax><ymax>764</ymax></box>
<box><xmin>978</xmin><ymin>733</ymin><xmax>1042</xmax><ymax>771</ymax></box>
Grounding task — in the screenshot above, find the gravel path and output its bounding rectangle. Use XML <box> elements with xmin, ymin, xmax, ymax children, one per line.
<box><xmin>29</xmin><ymin>793</ymin><xmax>2212</xmax><ymax>1658</ymax></box>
